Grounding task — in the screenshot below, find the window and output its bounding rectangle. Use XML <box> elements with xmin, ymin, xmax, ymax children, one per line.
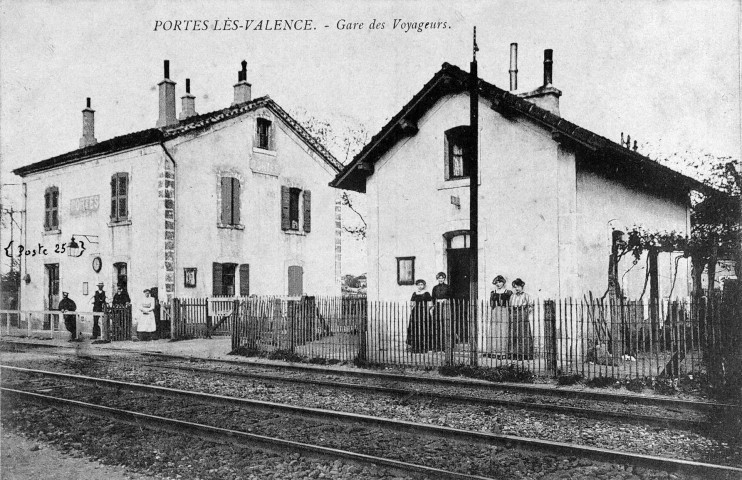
<box><xmin>110</xmin><ymin>173</ymin><xmax>129</xmax><ymax>222</ymax></box>
<box><xmin>220</xmin><ymin>176</ymin><xmax>241</xmax><ymax>226</ymax></box>
<box><xmin>444</xmin><ymin>126</ymin><xmax>472</xmax><ymax>180</ymax></box>
<box><xmin>114</xmin><ymin>262</ymin><xmax>128</xmax><ymax>290</ymax></box>
<box><xmin>256</xmin><ymin>118</ymin><xmax>274</xmax><ymax>150</ymax></box>
<box><xmin>288</xmin><ymin>265</ymin><xmax>303</xmax><ymax>296</ymax></box>
<box><xmin>281</xmin><ymin>186</ymin><xmax>311</xmax><ymax>233</ymax></box>
<box><xmin>213</xmin><ymin>263</ymin><xmax>237</xmax><ymax>296</ymax></box>
<box><xmin>397</xmin><ymin>257</ymin><xmax>415</xmax><ymax>285</ymax></box>
<box><xmin>184</xmin><ymin>268</ymin><xmax>197</xmax><ymax>288</ymax></box>
<box><xmin>44</xmin><ymin>187</ymin><xmax>59</xmax><ymax>230</ymax></box>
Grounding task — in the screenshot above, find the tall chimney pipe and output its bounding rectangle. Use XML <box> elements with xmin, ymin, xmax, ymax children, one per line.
<box><xmin>543</xmin><ymin>49</ymin><xmax>553</xmax><ymax>86</ymax></box>
<box><xmin>180</xmin><ymin>78</ymin><xmax>197</xmax><ymax>120</ymax></box>
<box><xmin>232</xmin><ymin>60</ymin><xmax>252</xmax><ymax>106</ymax></box>
<box><xmin>79</xmin><ymin>97</ymin><xmax>97</xmax><ymax>148</ymax></box>
<box><xmin>157</xmin><ymin>60</ymin><xmax>178</xmax><ymax>127</ymax></box>
<box><xmin>509</xmin><ymin>43</ymin><xmax>518</xmax><ymax>91</ymax></box>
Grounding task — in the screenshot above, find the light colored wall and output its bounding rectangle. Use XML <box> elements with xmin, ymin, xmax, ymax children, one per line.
<box><xmin>367</xmin><ymin>93</ymin><xmax>564</xmax><ymax>304</ymax></box>
<box><xmin>576</xmin><ymin>170</ymin><xmax>691</xmax><ymax>299</ymax></box>
<box><xmin>19</xmin><ymin>145</ymin><xmax>163</xmax><ymax>311</ymax></box>
<box><xmin>169</xmin><ymin>107</ymin><xmax>340</xmax><ymax>298</ymax></box>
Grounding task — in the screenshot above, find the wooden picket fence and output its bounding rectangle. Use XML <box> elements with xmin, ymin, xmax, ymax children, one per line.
<box><xmin>164</xmin><ymin>289</ymin><xmax>739</xmax><ymax>380</ymax></box>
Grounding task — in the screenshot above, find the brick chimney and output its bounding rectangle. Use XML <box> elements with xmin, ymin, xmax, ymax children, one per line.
<box><xmin>232</xmin><ymin>60</ymin><xmax>251</xmax><ymax>106</ymax></box>
<box><xmin>157</xmin><ymin>60</ymin><xmax>178</xmax><ymax>127</ymax></box>
<box><xmin>517</xmin><ymin>49</ymin><xmax>562</xmax><ymax>116</ymax></box>
<box><xmin>79</xmin><ymin>97</ymin><xmax>97</xmax><ymax>148</ymax></box>
<box><xmin>179</xmin><ymin>78</ymin><xmax>197</xmax><ymax>120</ymax></box>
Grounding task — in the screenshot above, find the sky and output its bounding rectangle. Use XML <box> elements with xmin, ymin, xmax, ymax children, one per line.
<box><xmin>1</xmin><ymin>0</ymin><xmax>740</xmax><ymax>274</ymax></box>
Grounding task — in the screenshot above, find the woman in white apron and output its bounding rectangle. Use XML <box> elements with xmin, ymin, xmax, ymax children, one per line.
<box><xmin>134</xmin><ymin>289</ymin><xmax>157</xmax><ymax>341</ymax></box>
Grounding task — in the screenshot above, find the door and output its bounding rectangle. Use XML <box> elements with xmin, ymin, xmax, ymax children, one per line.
<box><xmin>447</xmin><ymin>248</ymin><xmax>470</xmax><ymax>343</ymax></box>
<box><xmin>114</xmin><ymin>262</ymin><xmax>128</xmax><ymax>291</ymax></box>
<box><xmin>45</xmin><ymin>264</ymin><xmax>60</xmax><ymax>329</ymax></box>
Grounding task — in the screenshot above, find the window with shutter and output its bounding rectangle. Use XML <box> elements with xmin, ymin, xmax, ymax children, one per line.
<box><xmin>44</xmin><ymin>187</ymin><xmax>59</xmax><ymax>230</ymax></box>
<box><xmin>256</xmin><ymin>118</ymin><xmax>273</xmax><ymax>150</ymax></box>
<box><xmin>288</xmin><ymin>188</ymin><xmax>300</xmax><ymax>230</ymax></box>
<box><xmin>239</xmin><ymin>264</ymin><xmax>250</xmax><ymax>296</ymax></box>
<box><xmin>110</xmin><ymin>173</ymin><xmax>129</xmax><ymax>222</ymax></box>
<box><xmin>302</xmin><ymin>190</ymin><xmax>311</xmax><ymax>233</ymax></box>
<box><xmin>219</xmin><ymin>176</ymin><xmax>241</xmax><ymax>226</ymax></box>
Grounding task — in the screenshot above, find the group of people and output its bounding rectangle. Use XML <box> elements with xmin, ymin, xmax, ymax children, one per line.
<box><xmin>58</xmin><ymin>283</ymin><xmax>158</xmax><ymax>341</ymax></box>
<box><xmin>405</xmin><ymin>272</ymin><xmax>534</xmax><ymax>359</ymax></box>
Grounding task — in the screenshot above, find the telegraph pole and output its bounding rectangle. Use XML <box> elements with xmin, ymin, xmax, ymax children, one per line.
<box><xmin>469</xmin><ymin>27</ymin><xmax>479</xmax><ymax>366</ymax></box>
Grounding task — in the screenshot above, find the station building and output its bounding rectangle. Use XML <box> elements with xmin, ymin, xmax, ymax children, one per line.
<box><xmin>13</xmin><ymin>60</ymin><xmax>343</xmax><ymax>311</ymax></box>
<box><xmin>331</xmin><ymin>50</ymin><xmax>707</xmax><ymax>304</ymax></box>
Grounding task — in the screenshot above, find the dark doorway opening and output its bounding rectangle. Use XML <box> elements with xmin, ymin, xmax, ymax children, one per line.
<box><xmin>446</xmin><ymin>232</ymin><xmax>471</xmax><ymax>343</ymax></box>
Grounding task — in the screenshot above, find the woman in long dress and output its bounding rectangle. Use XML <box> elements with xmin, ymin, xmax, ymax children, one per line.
<box><xmin>509</xmin><ymin>278</ymin><xmax>534</xmax><ymax>360</ymax></box>
<box><xmin>135</xmin><ymin>289</ymin><xmax>157</xmax><ymax>341</ymax></box>
<box><xmin>488</xmin><ymin>275</ymin><xmax>512</xmax><ymax>357</ymax></box>
<box><xmin>406</xmin><ymin>279</ymin><xmax>432</xmax><ymax>353</ymax></box>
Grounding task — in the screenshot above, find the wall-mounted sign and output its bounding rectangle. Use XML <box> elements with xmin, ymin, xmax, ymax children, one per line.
<box><xmin>92</xmin><ymin>256</ymin><xmax>102</xmax><ymax>273</ymax></box>
<box><xmin>70</xmin><ymin>195</ymin><xmax>100</xmax><ymax>217</ymax></box>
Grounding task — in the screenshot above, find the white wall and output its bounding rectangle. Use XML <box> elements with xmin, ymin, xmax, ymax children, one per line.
<box><xmin>576</xmin><ymin>170</ymin><xmax>691</xmax><ymax>299</ymax></box>
<box><xmin>19</xmin><ymin>145</ymin><xmax>163</xmax><ymax>311</ymax></box>
<box><xmin>367</xmin><ymin>93</ymin><xmax>563</xmax><ymax>303</ymax></box>
<box><xmin>169</xmin><ymin>107</ymin><xmax>340</xmax><ymax>298</ymax></box>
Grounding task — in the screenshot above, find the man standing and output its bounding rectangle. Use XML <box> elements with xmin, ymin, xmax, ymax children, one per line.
<box><xmin>58</xmin><ymin>292</ymin><xmax>78</xmax><ymax>341</ymax></box>
<box><xmin>91</xmin><ymin>282</ymin><xmax>106</xmax><ymax>339</ymax></box>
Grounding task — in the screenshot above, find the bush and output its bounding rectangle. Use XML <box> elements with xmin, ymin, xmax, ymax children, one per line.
<box><xmin>556</xmin><ymin>373</ymin><xmax>583</xmax><ymax>386</ymax></box>
<box><xmin>438</xmin><ymin>364</ymin><xmax>534</xmax><ymax>383</ymax></box>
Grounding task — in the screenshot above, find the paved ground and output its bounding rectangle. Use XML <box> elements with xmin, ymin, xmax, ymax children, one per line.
<box><xmin>1</xmin><ymin>431</ymin><xmax>149</xmax><ymax>480</ymax></box>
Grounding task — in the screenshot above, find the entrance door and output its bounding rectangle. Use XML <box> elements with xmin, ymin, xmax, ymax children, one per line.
<box><xmin>45</xmin><ymin>264</ymin><xmax>60</xmax><ymax>329</ymax></box>
<box><xmin>114</xmin><ymin>262</ymin><xmax>128</xmax><ymax>291</ymax></box>
<box><xmin>446</xmin><ymin>232</ymin><xmax>471</xmax><ymax>343</ymax></box>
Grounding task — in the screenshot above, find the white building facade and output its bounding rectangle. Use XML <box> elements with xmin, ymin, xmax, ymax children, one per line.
<box><xmin>14</xmin><ymin>61</ymin><xmax>342</xmax><ymax>312</ymax></box>
<box><xmin>332</xmin><ymin>59</ymin><xmax>703</xmax><ymax>305</ymax></box>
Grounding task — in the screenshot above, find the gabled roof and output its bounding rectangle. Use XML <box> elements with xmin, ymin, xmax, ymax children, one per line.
<box><xmin>13</xmin><ymin>96</ymin><xmax>341</xmax><ymax>177</ymax></box>
<box><xmin>330</xmin><ymin>63</ymin><xmax>709</xmax><ymax>195</ymax></box>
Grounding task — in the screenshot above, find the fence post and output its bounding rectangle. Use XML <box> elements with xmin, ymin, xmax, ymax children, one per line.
<box><xmin>545</xmin><ymin>300</ymin><xmax>557</xmax><ymax>376</ymax></box>
<box><xmin>102</xmin><ymin>312</ymin><xmax>109</xmax><ymax>341</ymax></box>
<box><xmin>171</xmin><ymin>298</ymin><xmax>180</xmax><ymax>340</ymax></box>
<box><xmin>231</xmin><ymin>299</ymin><xmax>240</xmax><ymax>351</ymax></box>
<box><xmin>443</xmin><ymin>300</ymin><xmax>453</xmax><ymax>366</ymax></box>
<box><xmin>288</xmin><ymin>300</ymin><xmax>296</xmax><ymax>353</ymax></box>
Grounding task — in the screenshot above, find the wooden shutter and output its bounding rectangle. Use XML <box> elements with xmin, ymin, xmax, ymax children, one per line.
<box><xmin>51</xmin><ymin>189</ymin><xmax>58</xmax><ymax>228</ymax></box>
<box><xmin>232</xmin><ymin>178</ymin><xmax>241</xmax><ymax>225</ymax></box>
<box><xmin>281</xmin><ymin>186</ymin><xmax>290</xmax><ymax>230</ymax></box>
<box><xmin>302</xmin><ymin>190</ymin><xmax>311</xmax><ymax>233</ymax></box>
<box><xmin>212</xmin><ymin>263</ymin><xmax>223</xmax><ymax>296</ymax></box>
<box><xmin>239</xmin><ymin>264</ymin><xmax>250</xmax><ymax>296</ymax></box>
<box><xmin>110</xmin><ymin>177</ymin><xmax>117</xmax><ymax>219</ymax></box>
<box><xmin>45</xmin><ymin>190</ymin><xmax>51</xmax><ymax>229</ymax></box>
<box><xmin>118</xmin><ymin>174</ymin><xmax>128</xmax><ymax>219</ymax></box>
<box><xmin>269</xmin><ymin>122</ymin><xmax>275</xmax><ymax>150</ymax></box>
<box><xmin>221</xmin><ymin>177</ymin><xmax>232</xmax><ymax>225</ymax></box>
<box><xmin>288</xmin><ymin>265</ymin><xmax>303</xmax><ymax>297</ymax></box>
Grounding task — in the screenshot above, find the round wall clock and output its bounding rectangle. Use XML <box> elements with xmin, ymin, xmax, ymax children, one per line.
<box><xmin>92</xmin><ymin>256</ymin><xmax>102</xmax><ymax>273</ymax></box>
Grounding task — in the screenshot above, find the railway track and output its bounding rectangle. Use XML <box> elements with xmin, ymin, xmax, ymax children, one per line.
<box><xmin>4</xmin><ymin>339</ymin><xmax>737</xmax><ymax>423</ymax></box>
<box><xmin>2</xmin><ymin>365</ymin><xmax>741</xmax><ymax>479</ymax></box>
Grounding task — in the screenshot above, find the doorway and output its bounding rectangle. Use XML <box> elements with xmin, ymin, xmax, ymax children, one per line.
<box><xmin>114</xmin><ymin>262</ymin><xmax>128</xmax><ymax>291</ymax></box>
<box><xmin>44</xmin><ymin>263</ymin><xmax>59</xmax><ymax>329</ymax></box>
<box><xmin>445</xmin><ymin>232</ymin><xmax>471</xmax><ymax>342</ymax></box>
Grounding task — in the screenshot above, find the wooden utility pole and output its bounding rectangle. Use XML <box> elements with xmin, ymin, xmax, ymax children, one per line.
<box><xmin>469</xmin><ymin>27</ymin><xmax>479</xmax><ymax>366</ymax></box>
